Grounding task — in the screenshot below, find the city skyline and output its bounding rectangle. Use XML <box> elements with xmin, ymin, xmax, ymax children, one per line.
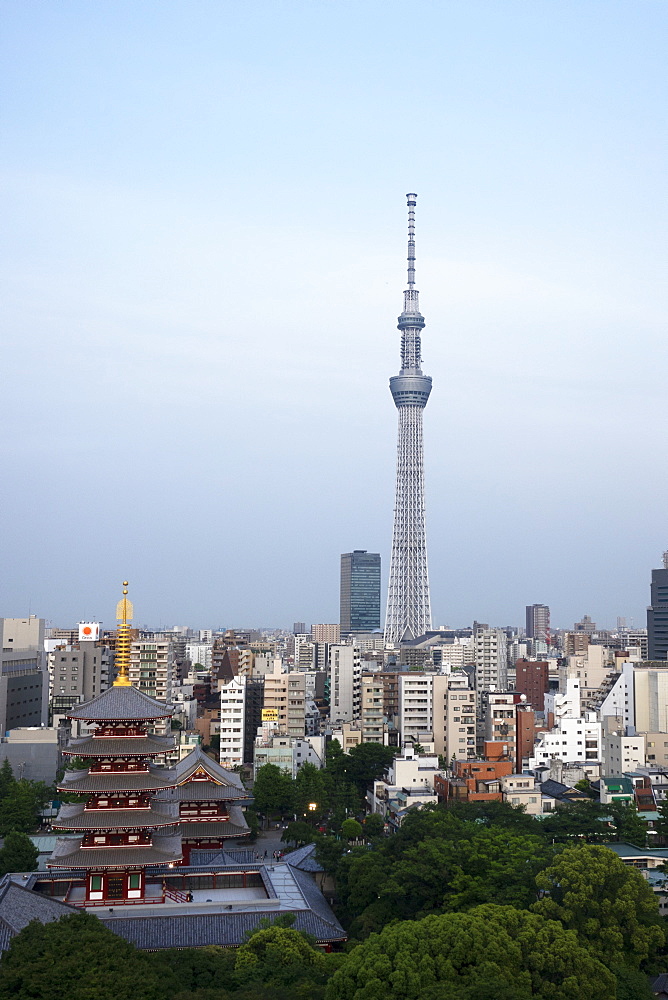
<box><xmin>1</xmin><ymin>2</ymin><xmax>666</xmax><ymax>628</ymax></box>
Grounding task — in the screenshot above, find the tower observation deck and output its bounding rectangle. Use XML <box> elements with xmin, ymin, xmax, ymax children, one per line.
<box><xmin>384</xmin><ymin>193</ymin><xmax>432</xmax><ymax>645</ymax></box>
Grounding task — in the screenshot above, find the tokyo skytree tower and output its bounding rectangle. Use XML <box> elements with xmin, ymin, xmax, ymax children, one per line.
<box><xmin>384</xmin><ymin>194</ymin><xmax>432</xmax><ymax>645</ymax></box>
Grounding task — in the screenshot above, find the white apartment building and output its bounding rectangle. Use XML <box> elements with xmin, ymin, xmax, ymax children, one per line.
<box><xmin>474</xmin><ymin>628</ymin><xmax>508</xmax><ymax>691</ymax></box>
<box><xmin>185</xmin><ymin>642</ymin><xmax>212</xmax><ymax>670</ymax></box>
<box><xmin>530</xmin><ymin>714</ymin><xmax>601</xmax><ymax>770</ymax></box>
<box><xmin>253</xmin><ymin>734</ymin><xmax>322</xmax><ymax>778</ymax></box>
<box><xmin>545</xmin><ymin>676</ymin><xmax>583</xmax><ymax>724</ymax></box>
<box><xmin>399</xmin><ymin>673</ymin><xmax>434</xmax><ymax>745</ymax></box>
<box><xmin>434</xmin><ymin>640</ymin><xmax>475</xmax><ymax>671</ymax></box>
<box><xmin>602</xmin><ymin>728</ymin><xmax>646</xmax><ymax>776</ymax></box>
<box><xmin>219</xmin><ymin>674</ymin><xmax>246</xmax><ymax>767</ymax></box>
<box><xmin>328</xmin><ymin>644</ymin><xmax>361</xmax><ymax>722</ymax></box>
<box><xmin>294</xmin><ymin>635</ymin><xmax>316</xmax><ymax>670</ymax></box>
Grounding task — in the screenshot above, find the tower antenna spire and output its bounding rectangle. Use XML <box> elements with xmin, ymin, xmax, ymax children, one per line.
<box><xmin>406</xmin><ymin>192</ymin><xmax>417</xmax><ymax>289</ymax></box>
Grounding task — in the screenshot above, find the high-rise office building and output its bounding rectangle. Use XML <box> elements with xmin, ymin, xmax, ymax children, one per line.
<box><xmin>340</xmin><ymin>550</ymin><xmax>381</xmax><ymax>634</ymax></box>
<box><xmin>647</xmin><ymin>551</ymin><xmax>668</xmax><ymax>661</ymax></box>
<box><xmin>525</xmin><ymin>604</ymin><xmax>550</xmax><ymax>644</ymax></box>
<box><xmin>384</xmin><ymin>194</ymin><xmax>432</xmax><ymax>645</ymax></box>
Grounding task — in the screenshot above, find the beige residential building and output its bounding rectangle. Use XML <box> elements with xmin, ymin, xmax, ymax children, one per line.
<box><xmin>634</xmin><ymin>664</ymin><xmax>668</xmax><ymax>733</ymax></box>
<box><xmin>129</xmin><ymin>640</ymin><xmax>175</xmax><ymax>705</ymax></box>
<box><xmin>263</xmin><ymin>661</ymin><xmax>289</xmax><ymax>732</ymax></box>
<box><xmin>262</xmin><ymin>663</ymin><xmax>306</xmax><ymax>738</ymax></box>
<box><xmin>645</xmin><ymin>735</ymin><xmax>668</xmax><ymax>768</ymax></box>
<box><xmin>311</xmin><ymin>624</ymin><xmax>340</xmax><ymax>643</ymax></box>
<box><xmin>501</xmin><ymin>774</ymin><xmax>541</xmax><ymax>815</ymax></box>
<box><xmin>361</xmin><ymin>673</ymin><xmax>385</xmax><ymax>743</ymax></box>
<box><xmin>439</xmin><ymin>673</ymin><xmax>477</xmax><ymax>761</ymax></box>
<box><xmin>286</xmin><ymin>672</ymin><xmax>306</xmax><ymax>739</ymax></box>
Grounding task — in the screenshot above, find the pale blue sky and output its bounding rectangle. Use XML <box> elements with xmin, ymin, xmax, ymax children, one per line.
<box><xmin>1</xmin><ymin>1</ymin><xmax>666</xmax><ymax>630</ymax></box>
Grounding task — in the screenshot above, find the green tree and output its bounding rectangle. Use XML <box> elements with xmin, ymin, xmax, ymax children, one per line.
<box><xmin>540</xmin><ymin>800</ymin><xmax>608</xmax><ymax>843</ymax></box>
<box><xmin>380</xmin><ymin>825</ymin><xmax>550</xmax><ymax>918</ymax></box>
<box><xmin>313</xmin><ymin>833</ymin><xmax>346</xmax><ymax>875</ymax></box>
<box><xmin>0</xmin><ymin>779</ymin><xmax>51</xmax><ymax>836</ymax></box>
<box><xmin>324</xmin><ymin>739</ymin><xmax>345</xmax><ymax>776</ymax></box>
<box><xmin>281</xmin><ymin>821</ymin><xmax>316</xmax><ymax>847</ymax></box>
<box><xmin>0</xmin><ymin>831</ymin><xmax>39</xmax><ymax>875</ymax></box>
<box><xmin>341</xmin><ymin>818</ymin><xmax>363</xmax><ymax>841</ymax></box>
<box><xmin>0</xmin><ymin>912</ymin><xmax>164</xmax><ymax>1000</ymax></box>
<box><xmin>655</xmin><ymin>796</ymin><xmax>668</xmax><ymax>841</ymax></box>
<box><xmin>0</xmin><ymin>759</ymin><xmax>15</xmax><ymax>800</ymax></box>
<box><xmin>244</xmin><ymin>807</ymin><xmax>259</xmax><ymax>842</ymax></box>
<box><xmin>234</xmin><ymin>925</ymin><xmax>337</xmax><ymax>1000</ymax></box>
<box><xmin>251</xmin><ymin>764</ymin><xmax>294</xmax><ymax>820</ymax></box>
<box><xmin>363</xmin><ymin>813</ymin><xmax>385</xmax><ymax>838</ymax></box>
<box><xmin>608</xmin><ymin>800</ymin><xmax>648</xmax><ymax>846</ymax></box>
<box><xmin>147</xmin><ymin>945</ymin><xmax>236</xmax><ymax>995</ymax></box>
<box><xmin>293</xmin><ymin>762</ymin><xmax>329</xmax><ymax>822</ymax></box>
<box><xmin>532</xmin><ymin>844</ymin><xmax>665</xmax><ymax>969</ymax></box>
<box><xmin>341</xmin><ymin>743</ymin><xmax>396</xmax><ymax>796</ymax></box>
<box><xmin>322</xmin><ymin>773</ymin><xmax>360</xmax><ymax>831</ymax></box>
<box><xmin>325</xmin><ymin>906</ymin><xmax>615</xmax><ymax>1000</ymax></box>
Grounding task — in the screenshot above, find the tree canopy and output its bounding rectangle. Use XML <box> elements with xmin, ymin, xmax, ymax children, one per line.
<box><xmin>0</xmin><ymin>912</ymin><xmax>164</xmax><ymax>1000</ymax></box>
<box><xmin>532</xmin><ymin>844</ymin><xmax>665</xmax><ymax>969</ymax></box>
<box><xmin>251</xmin><ymin>764</ymin><xmax>294</xmax><ymax>819</ymax></box>
<box><xmin>0</xmin><ymin>776</ymin><xmax>51</xmax><ymax>837</ymax></box>
<box><xmin>0</xmin><ymin>831</ymin><xmax>39</xmax><ymax>875</ymax></box>
<box><xmin>325</xmin><ymin>906</ymin><xmax>615</xmax><ymax>1000</ymax></box>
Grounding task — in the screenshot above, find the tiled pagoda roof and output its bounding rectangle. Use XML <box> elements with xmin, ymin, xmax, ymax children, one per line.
<box><xmin>53</xmin><ymin>802</ymin><xmax>179</xmax><ymax>831</ymax></box>
<box><xmin>64</xmin><ymin>734</ymin><xmax>175</xmax><ymax>758</ymax></box>
<box><xmin>57</xmin><ymin>767</ymin><xmax>177</xmax><ymax>795</ymax></box>
<box><xmin>67</xmin><ymin>686</ymin><xmax>172</xmax><ymax>722</ymax></box>
<box><xmin>47</xmin><ymin>832</ymin><xmax>182</xmax><ymax>870</ymax></box>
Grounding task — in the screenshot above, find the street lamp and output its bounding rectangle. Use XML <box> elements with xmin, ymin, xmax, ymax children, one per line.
<box><xmin>308</xmin><ymin>802</ymin><xmax>317</xmax><ymax>812</ymax></box>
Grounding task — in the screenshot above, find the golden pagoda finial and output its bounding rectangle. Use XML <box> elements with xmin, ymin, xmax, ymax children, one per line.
<box><xmin>113</xmin><ymin>580</ymin><xmax>134</xmax><ymax>686</ymax></box>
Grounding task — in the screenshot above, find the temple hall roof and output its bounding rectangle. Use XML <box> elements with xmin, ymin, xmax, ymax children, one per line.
<box><xmin>100</xmin><ymin>907</ymin><xmax>346</xmax><ymax>949</ymax></box>
<box><xmin>283</xmin><ymin>843</ymin><xmax>324</xmax><ymax>874</ymax></box>
<box><xmin>68</xmin><ymin>685</ymin><xmax>172</xmax><ymax>722</ymax></box>
<box><xmin>0</xmin><ymin>877</ymin><xmax>77</xmax><ymax>954</ymax></box>
<box><xmin>159</xmin><ymin>782</ymin><xmax>249</xmax><ymax>802</ymax></box>
<box><xmin>178</xmin><ymin>819</ymin><xmax>248</xmax><ymax>839</ymax></box>
<box><xmin>175</xmin><ymin>746</ymin><xmax>246</xmax><ymax>792</ymax></box>
<box><xmin>64</xmin><ymin>734</ymin><xmax>175</xmax><ymax>758</ymax></box>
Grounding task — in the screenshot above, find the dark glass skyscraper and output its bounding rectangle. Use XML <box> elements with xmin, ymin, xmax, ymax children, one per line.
<box><xmin>340</xmin><ymin>551</ymin><xmax>381</xmax><ymax>634</ymax></box>
<box><xmin>647</xmin><ymin>552</ymin><xmax>668</xmax><ymax>661</ymax></box>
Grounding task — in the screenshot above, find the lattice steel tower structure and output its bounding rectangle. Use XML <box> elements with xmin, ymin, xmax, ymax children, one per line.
<box><xmin>384</xmin><ymin>193</ymin><xmax>432</xmax><ymax>645</ymax></box>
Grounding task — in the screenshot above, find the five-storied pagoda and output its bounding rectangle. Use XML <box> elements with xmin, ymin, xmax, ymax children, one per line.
<box><xmin>48</xmin><ymin>583</ymin><xmax>182</xmax><ymax>903</ymax></box>
<box><xmin>384</xmin><ymin>194</ymin><xmax>433</xmax><ymax>645</ymax></box>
